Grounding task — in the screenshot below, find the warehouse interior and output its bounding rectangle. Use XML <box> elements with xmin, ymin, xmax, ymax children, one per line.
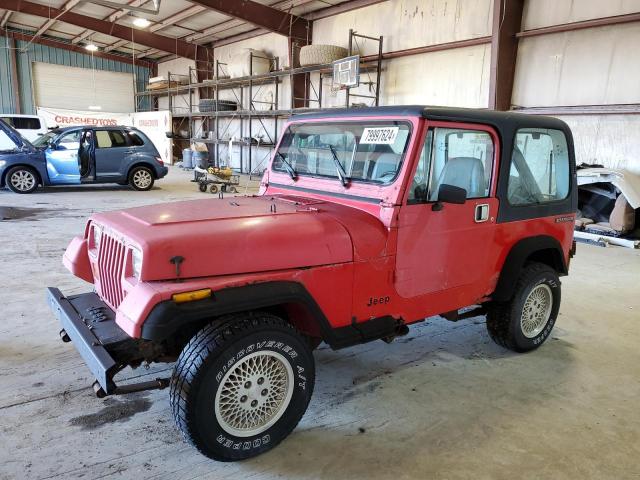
<box><xmin>1</xmin><ymin>1</ymin><xmax>639</xmax><ymax>478</ymax></box>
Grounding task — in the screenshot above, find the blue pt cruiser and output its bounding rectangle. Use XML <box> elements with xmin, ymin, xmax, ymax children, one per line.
<box><xmin>0</xmin><ymin>119</ymin><xmax>168</xmax><ymax>194</ymax></box>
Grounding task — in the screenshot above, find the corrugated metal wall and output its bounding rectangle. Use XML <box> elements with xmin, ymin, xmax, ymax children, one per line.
<box><xmin>0</xmin><ymin>40</ymin><xmax>150</xmax><ymax>114</ymax></box>
<box><xmin>0</xmin><ymin>39</ymin><xmax>17</xmax><ymax>113</ymax></box>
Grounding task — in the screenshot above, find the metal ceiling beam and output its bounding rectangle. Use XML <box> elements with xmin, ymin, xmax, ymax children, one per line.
<box><xmin>0</xmin><ymin>29</ymin><xmax>155</xmax><ymax>68</ymax></box>
<box><xmin>0</xmin><ymin>11</ymin><xmax>12</xmax><ymax>28</ymax></box>
<box><xmin>33</xmin><ymin>0</ymin><xmax>82</xmax><ymax>40</ymax></box>
<box><xmin>488</xmin><ymin>0</ymin><xmax>524</xmax><ymax>111</ymax></box>
<box><xmin>106</xmin><ymin>4</ymin><xmax>206</xmax><ymax>54</ymax></box>
<box><xmin>3</xmin><ymin>0</ymin><xmax>207</xmax><ymax>59</ymax></box>
<box><xmin>72</xmin><ymin>0</ymin><xmax>146</xmax><ymax>45</ymax></box>
<box><xmin>188</xmin><ymin>0</ymin><xmax>310</xmax><ymax>40</ymax></box>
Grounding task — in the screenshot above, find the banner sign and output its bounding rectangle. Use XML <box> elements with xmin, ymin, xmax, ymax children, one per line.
<box><xmin>37</xmin><ymin>107</ymin><xmax>173</xmax><ymax>164</ymax></box>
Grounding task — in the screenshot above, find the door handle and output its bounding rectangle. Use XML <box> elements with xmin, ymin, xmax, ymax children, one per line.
<box><xmin>475</xmin><ymin>204</ymin><xmax>489</xmax><ymax>223</ymax></box>
<box><xmin>124</xmin><ymin>150</ymin><xmax>135</xmax><ymax>154</ymax></box>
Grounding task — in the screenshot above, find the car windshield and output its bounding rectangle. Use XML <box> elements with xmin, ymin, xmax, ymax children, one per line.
<box><xmin>273</xmin><ymin>121</ymin><xmax>411</xmax><ymax>184</ymax></box>
<box><xmin>31</xmin><ymin>131</ymin><xmax>58</xmax><ymax>148</ymax></box>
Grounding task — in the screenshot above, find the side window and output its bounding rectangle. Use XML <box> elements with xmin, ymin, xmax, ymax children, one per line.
<box><xmin>508</xmin><ymin>128</ymin><xmax>570</xmax><ymax>205</ymax></box>
<box><xmin>127</xmin><ymin>131</ymin><xmax>145</xmax><ymax>146</ymax></box>
<box><xmin>427</xmin><ymin>128</ymin><xmax>494</xmax><ymax>200</ymax></box>
<box><xmin>57</xmin><ymin>130</ymin><xmax>81</xmax><ymax>150</ymax></box>
<box><xmin>12</xmin><ymin>117</ymin><xmax>41</xmax><ymax>130</ymax></box>
<box><xmin>95</xmin><ymin>130</ymin><xmax>112</xmax><ymax>148</ymax></box>
<box><xmin>109</xmin><ymin>130</ymin><xmax>127</xmax><ymax>147</ymax></box>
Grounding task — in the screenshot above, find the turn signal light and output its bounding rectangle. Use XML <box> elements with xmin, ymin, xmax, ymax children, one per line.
<box><xmin>172</xmin><ymin>288</ymin><xmax>212</xmax><ymax>304</ymax></box>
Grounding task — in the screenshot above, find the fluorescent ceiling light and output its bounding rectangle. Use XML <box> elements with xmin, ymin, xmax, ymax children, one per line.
<box><xmin>88</xmin><ymin>105</ymin><xmax>102</xmax><ymax>110</ymax></box>
<box><xmin>133</xmin><ymin>17</ymin><xmax>151</xmax><ymax>28</ymax></box>
<box><xmin>85</xmin><ymin>43</ymin><xmax>99</xmax><ymax>52</ymax></box>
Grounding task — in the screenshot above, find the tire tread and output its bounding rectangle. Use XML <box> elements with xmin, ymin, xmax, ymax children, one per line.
<box><xmin>169</xmin><ymin>312</ymin><xmax>310</xmax><ymax>460</ymax></box>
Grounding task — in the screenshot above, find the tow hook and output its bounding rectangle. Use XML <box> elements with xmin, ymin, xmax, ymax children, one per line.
<box><xmin>59</xmin><ymin>329</ymin><xmax>71</xmax><ymax>343</ymax></box>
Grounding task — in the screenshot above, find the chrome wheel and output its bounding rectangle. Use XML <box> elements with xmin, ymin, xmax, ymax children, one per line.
<box><xmin>132</xmin><ymin>169</ymin><xmax>153</xmax><ymax>189</ymax></box>
<box><xmin>10</xmin><ymin>169</ymin><xmax>36</xmax><ymax>192</ymax></box>
<box><xmin>521</xmin><ymin>284</ymin><xmax>553</xmax><ymax>338</ymax></box>
<box><xmin>215</xmin><ymin>351</ymin><xmax>294</xmax><ymax>438</ymax></box>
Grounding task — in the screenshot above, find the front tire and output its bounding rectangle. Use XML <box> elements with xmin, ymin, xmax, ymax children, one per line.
<box><xmin>486</xmin><ymin>262</ymin><xmax>561</xmax><ymax>352</ymax></box>
<box><xmin>170</xmin><ymin>312</ymin><xmax>315</xmax><ymax>461</ymax></box>
<box><xmin>129</xmin><ymin>166</ymin><xmax>154</xmax><ymax>191</ymax></box>
<box><xmin>6</xmin><ymin>166</ymin><xmax>39</xmax><ymax>194</ymax></box>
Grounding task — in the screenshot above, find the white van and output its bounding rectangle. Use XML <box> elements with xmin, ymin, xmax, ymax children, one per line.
<box><xmin>0</xmin><ymin>114</ymin><xmax>49</xmax><ymax>142</ymax></box>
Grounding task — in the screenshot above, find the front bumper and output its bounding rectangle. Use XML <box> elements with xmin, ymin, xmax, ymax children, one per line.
<box><xmin>47</xmin><ymin>287</ymin><xmax>130</xmax><ymax>394</ymax></box>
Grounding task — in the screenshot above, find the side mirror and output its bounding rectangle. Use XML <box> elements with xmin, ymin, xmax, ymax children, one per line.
<box><xmin>432</xmin><ymin>184</ymin><xmax>467</xmax><ymax>211</ymax></box>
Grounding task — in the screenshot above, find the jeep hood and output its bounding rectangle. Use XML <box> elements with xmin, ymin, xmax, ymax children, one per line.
<box><xmin>90</xmin><ymin>194</ymin><xmax>389</xmax><ymax>281</ymax></box>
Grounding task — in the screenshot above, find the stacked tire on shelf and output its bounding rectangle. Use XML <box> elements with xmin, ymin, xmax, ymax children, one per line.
<box><xmin>299</xmin><ymin>45</ymin><xmax>349</xmax><ymax>66</ymax></box>
<box><xmin>199</xmin><ymin>99</ymin><xmax>238</xmax><ymax>113</ymax></box>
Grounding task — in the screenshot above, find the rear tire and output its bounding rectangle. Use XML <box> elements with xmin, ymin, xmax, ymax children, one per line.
<box><xmin>486</xmin><ymin>262</ymin><xmax>561</xmax><ymax>352</ymax></box>
<box><xmin>6</xmin><ymin>166</ymin><xmax>39</xmax><ymax>194</ymax></box>
<box><xmin>170</xmin><ymin>312</ymin><xmax>315</xmax><ymax>461</ymax></box>
<box><xmin>129</xmin><ymin>166</ymin><xmax>154</xmax><ymax>191</ymax></box>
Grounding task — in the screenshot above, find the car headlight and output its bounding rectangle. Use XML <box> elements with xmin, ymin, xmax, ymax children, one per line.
<box><xmin>131</xmin><ymin>247</ymin><xmax>143</xmax><ymax>279</ymax></box>
<box><xmin>91</xmin><ymin>225</ymin><xmax>102</xmax><ymax>251</ymax></box>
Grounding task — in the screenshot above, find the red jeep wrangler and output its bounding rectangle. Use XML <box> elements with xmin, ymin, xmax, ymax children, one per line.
<box><xmin>49</xmin><ymin>106</ymin><xmax>577</xmax><ymax>461</ymax></box>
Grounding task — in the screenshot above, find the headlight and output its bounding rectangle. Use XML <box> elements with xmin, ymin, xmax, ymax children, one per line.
<box><xmin>131</xmin><ymin>247</ymin><xmax>143</xmax><ymax>279</ymax></box>
<box><xmin>91</xmin><ymin>225</ymin><xmax>102</xmax><ymax>251</ymax></box>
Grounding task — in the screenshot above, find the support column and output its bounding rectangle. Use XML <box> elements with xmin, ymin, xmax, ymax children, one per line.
<box><xmin>488</xmin><ymin>0</ymin><xmax>524</xmax><ymax>111</ymax></box>
<box><xmin>9</xmin><ymin>38</ymin><xmax>21</xmax><ymax>113</ymax></box>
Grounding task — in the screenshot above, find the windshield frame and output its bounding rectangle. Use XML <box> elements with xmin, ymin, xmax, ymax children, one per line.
<box><xmin>271</xmin><ymin>119</ymin><xmax>413</xmax><ymax>187</ymax></box>
<box><xmin>31</xmin><ymin>131</ymin><xmax>58</xmax><ymax>148</ymax></box>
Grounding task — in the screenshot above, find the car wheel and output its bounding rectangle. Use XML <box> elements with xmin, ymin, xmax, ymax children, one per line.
<box><xmin>486</xmin><ymin>262</ymin><xmax>561</xmax><ymax>352</ymax></box>
<box><xmin>6</xmin><ymin>166</ymin><xmax>39</xmax><ymax>194</ymax></box>
<box><xmin>129</xmin><ymin>166</ymin><xmax>154</xmax><ymax>191</ymax></box>
<box><xmin>170</xmin><ymin>312</ymin><xmax>315</xmax><ymax>461</ymax></box>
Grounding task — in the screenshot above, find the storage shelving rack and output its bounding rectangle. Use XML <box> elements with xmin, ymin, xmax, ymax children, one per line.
<box><xmin>135</xmin><ymin>31</ymin><xmax>384</xmax><ymax>175</ymax></box>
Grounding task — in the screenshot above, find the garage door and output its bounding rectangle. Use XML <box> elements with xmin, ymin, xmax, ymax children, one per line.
<box><xmin>32</xmin><ymin>62</ymin><xmax>134</xmax><ymax>113</ymax></box>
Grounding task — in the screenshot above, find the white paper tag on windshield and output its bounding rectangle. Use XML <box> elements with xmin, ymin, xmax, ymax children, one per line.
<box><xmin>360</xmin><ymin>127</ymin><xmax>399</xmax><ymax>145</ymax></box>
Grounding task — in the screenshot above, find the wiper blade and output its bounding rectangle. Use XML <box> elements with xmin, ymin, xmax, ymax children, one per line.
<box><xmin>328</xmin><ymin>145</ymin><xmax>350</xmax><ymax>187</ymax></box>
<box><xmin>275</xmin><ymin>151</ymin><xmax>297</xmax><ymax>180</ymax></box>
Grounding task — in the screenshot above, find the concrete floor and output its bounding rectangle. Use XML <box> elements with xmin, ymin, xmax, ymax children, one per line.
<box><xmin>1</xmin><ymin>166</ymin><xmax>639</xmax><ymax>480</ymax></box>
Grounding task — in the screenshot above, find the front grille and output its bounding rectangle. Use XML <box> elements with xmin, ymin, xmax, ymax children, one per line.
<box><xmin>96</xmin><ymin>231</ymin><xmax>127</xmax><ymax>309</ymax></box>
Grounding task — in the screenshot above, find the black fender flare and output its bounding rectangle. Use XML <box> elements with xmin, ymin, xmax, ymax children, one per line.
<box><xmin>142</xmin><ymin>281</ymin><xmax>335</xmax><ymax>343</ymax></box>
<box><xmin>140</xmin><ymin>280</ymin><xmax>399</xmax><ymax>350</ymax></box>
<box><xmin>492</xmin><ymin>235</ymin><xmax>568</xmax><ymax>302</ymax></box>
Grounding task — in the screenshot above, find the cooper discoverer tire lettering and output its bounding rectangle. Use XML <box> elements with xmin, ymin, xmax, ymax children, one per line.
<box><xmin>169</xmin><ymin>312</ymin><xmax>315</xmax><ymax>461</ymax></box>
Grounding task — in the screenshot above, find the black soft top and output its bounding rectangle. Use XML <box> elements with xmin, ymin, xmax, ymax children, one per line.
<box><xmin>293</xmin><ymin>105</ymin><xmax>569</xmax><ymax>132</ymax></box>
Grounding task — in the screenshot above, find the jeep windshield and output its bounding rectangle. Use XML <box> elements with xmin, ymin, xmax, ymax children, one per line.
<box><xmin>273</xmin><ymin>121</ymin><xmax>411</xmax><ymax>185</ymax></box>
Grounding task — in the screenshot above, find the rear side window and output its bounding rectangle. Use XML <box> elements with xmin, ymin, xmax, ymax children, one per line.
<box><xmin>95</xmin><ymin>130</ymin><xmax>128</xmax><ymax>148</ymax></box>
<box><xmin>508</xmin><ymin>129</ymin><xmax>570</xmax><ymax>205</ymax></box>
<box><xmin>127</xmin><ymin>131</ymin><xmax>145</xmax><ymax>146</ymax></box>
<box><xmin>1</xmin><ymin>117</ymin><xmax>41</xmax><ymax>130</ymax></box>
